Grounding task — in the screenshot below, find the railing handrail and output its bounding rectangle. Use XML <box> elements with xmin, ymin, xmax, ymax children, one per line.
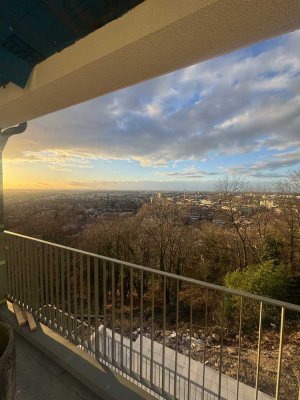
<box><xmin>5</xmin><ymin>230</ymin><xmax>300</xmax><ymax>313</ymax></box>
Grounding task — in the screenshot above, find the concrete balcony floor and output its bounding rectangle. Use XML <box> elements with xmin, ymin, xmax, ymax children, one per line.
<box><xmin>15</xmin><ymin>333</ymin><xmax>102</xmax><ymax>400</ymax></box>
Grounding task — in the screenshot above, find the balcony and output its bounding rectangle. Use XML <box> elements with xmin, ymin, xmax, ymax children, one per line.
<box><xmin>1</xmin><ymin>231</ymin><xmax>299</xmax><ymax>400</ymax></box>
<box><xmin>1</xmin><ymin>2</ymin><xmax>300</xmax><ymax>400</ymax></box>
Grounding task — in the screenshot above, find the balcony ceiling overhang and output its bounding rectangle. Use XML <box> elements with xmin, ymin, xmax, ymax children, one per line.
<box><xmin>1</xmin><ymin>0</ymin><xmax>300</xmax><ymax>128</ymax></box>
<box><xmin>0</xmin><ymin>0</ymin><xmax>145</xmax><ymax>89</ymax></box>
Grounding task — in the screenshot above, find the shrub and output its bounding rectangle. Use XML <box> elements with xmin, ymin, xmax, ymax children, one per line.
<box><xmin>224</xmin><ymin>261</ymin><xmax>290</xmax><ymax>300</ymax></box>
<box><xmin>224</xmin><ymin>261</ymin><xmax>291</xmax><ymax>330</ymax></box>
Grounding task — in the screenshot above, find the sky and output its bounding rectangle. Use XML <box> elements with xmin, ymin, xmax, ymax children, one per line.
<box><xmin>3</xmin><ymin>29</ymin><xmax>300</xmax><ymax>191</ymax></box>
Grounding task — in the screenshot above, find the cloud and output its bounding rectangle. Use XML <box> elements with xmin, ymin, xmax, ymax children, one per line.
<box><xmin>4</xmin><ymin>29</ymin><xmax>300</xmax><ymax>178</ymax></box>
<box><xmin>162</xmin><ymin>168</ymin><xmax>223</xmax><ymax>179</ymax></box>
<box><xmin>225</xmin><ymin>149</ymin><xmax>300</xmax><ymax>178</ymax></box>
<box><xmin>5</xmin><ymin>149</ymin><xmax>104</xmax><ymax>170</ymax></box>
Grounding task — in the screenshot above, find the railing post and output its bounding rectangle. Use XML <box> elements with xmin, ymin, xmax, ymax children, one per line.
<box><xmin>0</xmin><ymin>147</ymin><xmax>6</xmax><ymax>303</ymax></box>
<box><xmin>0</xmin><ymin>123</ymin><xmax>27</xmax><ymax>303</ymax></box>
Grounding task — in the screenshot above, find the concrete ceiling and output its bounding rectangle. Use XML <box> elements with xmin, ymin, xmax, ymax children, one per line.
<box><xmin>1</xmin><ymin>0</ymin><xmax>300</xmax><ymax>128</ymax></box>
<box><xmin>0</xmin><ymin>0</ymin><xmax>144</xmax><ymax>88</ymax></box>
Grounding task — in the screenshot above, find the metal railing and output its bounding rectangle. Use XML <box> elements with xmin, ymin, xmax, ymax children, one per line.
<box><xmin>5</xmin><ymin>231</ymin><xmax>300</xmax><ymax>400</ymax></box>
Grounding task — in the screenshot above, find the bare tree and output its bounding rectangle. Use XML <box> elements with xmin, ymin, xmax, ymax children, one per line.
<box><xmin>275</xmin><ymin>174</ymin><xmax>300</xmax><ymax>274</ymax></box>
<box><xmin>216</xmin><ymin>176</ymin><xmax>251</xmax><ymax>269</ymax></box>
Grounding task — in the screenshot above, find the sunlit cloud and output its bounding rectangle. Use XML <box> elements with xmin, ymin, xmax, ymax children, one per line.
<box><xmin>6</xmin><ymin>149</ymin><xmax>110</xmax><ymax>170</ymax></box>
<box><xmin>161</xmin><ymin>168</ymin><xmax>223</xmax><ymax>179</ymax></box>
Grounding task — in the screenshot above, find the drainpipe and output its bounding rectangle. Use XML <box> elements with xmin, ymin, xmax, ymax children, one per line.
<box><xmin>0</xmin><ymin>122</ymin><xmax>27</xmax><ymax>303</ymax></box>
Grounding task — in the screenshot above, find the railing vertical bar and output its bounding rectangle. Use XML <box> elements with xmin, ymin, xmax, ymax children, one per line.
<box><xmin>20</xmin><ymin>238</ymin><xmax>24</xmax><ymax>306</ymax></box>
<box><xmin>103</xmin><ymin>260</ymin><xmax>107</xmax><ymax>360</ymax></box>
<box><xmin>17</xmin><ymin>238</ymin><xmax>22</xmax><ymax>306</ymax></box>
<box><xmin>162</xmin><ymin>275</ymin><xmax>166</xmax><ymax>395</ymax></box>
<box><xmin>14</xmin><ymin>239</ymin><xmax>20</xmax><ymax>303</ymax></box>
<box><xmin>11</xmin><ymin>236</ymin><xmax>16</xmax><ymax>300</ymax></box>
<box><xmin>15</xmin><ymin>238</ymin><xmax>20</xmax><ymax>304</ymax></box>
<box><xmin>218</xmin><ymin>291</ymin><xmax>225</xmax><ymax>400</ymax></box>
<box><xmin>11</xmin><ymin>237</ymin><xmax>16</xmax><ymax>302</ymax></box>
<box><xmin>67</xmin><ymin>250</ymin><xmax>71</xmax><ymax>340</ymax></box>
<box><xmin>188</xmin><ymin>283</ymin><xmax>193</xmax><ymax>400</ymax></box>
<box><xmin>111</xmin><ymin>262</ymin><xmax>116</xmax><ymax>364</ymax></box>
<box><xmin>25</xmin><ymin>239</ymin><xmax>29</xmax><ymax>309</ymax></box>
<box><xmin>21</xmin><ymin>239</ymin><xmax>26</xmax><ymax>308</ymax></box>
<box><xmin>145</xmin><ymin>357</ymin><xmax>147</xmax><ymax>382</ymax></box>
<box><xmin>80</xmin><ymin>254</ymin><xmax>84</xmax><ymax>346</ymax></box>
<box><xmin>44</xmin><ymin>244</ymin><xmax>49</xmax><ymax>324</ymax></box>
<box><xmin>34</xmin><ymin>244</ymin><xmax>41</xmax><ymax>318</ymax></box>
<box><xmin>202</xmin><ymin>288</ymin><xmax>208</xmax><ymax>400</ymax></box>
<box><xmin>14</xmin><ymin>238</ymin><xmax>19</xmax><ymax>303</ymax></box>
<box><xmin>30</xmin><ymin>242</ymin><xmax>37</xmax><ymax>314</ymax></box>
<box><xmin>49</xmin><ymin>245</ymin><xmax>54</xmax><ymax>329</ymax></box>
<box><xmin>24</xmin><ymin>240</ymin><xmax>31</xmax><ymax>310</ymax></box>
<box><xmin>23</xmin><ymin>239</ymin><xmax>28</xmax><ymax>309</ymax></box>
<box><xmin>39</xmin><ymin>242</ymin><xmax>45</xmax><ymax>321</ymax></box>
<box><xmin>130</xmin><ymin>266</ymin><xmax>133</xmax><ymax>375</ymax></box>
<box><xmin>87</xmin><ymin>255</ymin><xmax>91</xmax><ymax>350</ymax></box>
<box><xmin>120</xmin><ymin>264</ymin><xmax>124</xmax><ymax>369</ymax></box>
<box><xmin>275</xmin><ymin>307</ymin><xmax>285</xmax><ymax>400</ymax></box>
<box><xmin>140</xmin><ymin>270</ymin><xmax>144</xmax><ymax>380</ymax></box>
<box><xmin>14</xmin><ymin>238</ymin><xmax>19</xmax><ymax>304</ymax></box>
<box><xmin>94</xmin><ymin>258</ymin><xmax>100</xmax><ymax>359</ymax></box>
<box><xmin>151</xmin><ymin>272</ymin><xmax>154</xmax><ymax>387</ymax></box>
<box><xmin>14</xmin><ymin>237</ymin><xmax>18</xmax><ymax>302</ymax></box>
<box><xmin>6</xmin><ymin>236</ymin><xmax>11</xmax><ymax>299</ymax></box>
<box><xmin>14</xmin><ymin>238</ymin><xmax>18</xmax><ymax>302</ymax></box>
<box><xmin>18</xmin><ymin>238</ymin><xmax>24</xmax><ymax>307</ymax></box>
<box><xmin>15</xmin><ymin>238</ymin><xmax>19</xmax><ymax>303</ymax></box>
<box><xmin>8</xmin><ymin>237</ymin><xmax>14</xmax><ymax>300</ymax></box>
<box><xmin>31</xmin><ymin>240</ymin><xmax>36</xmax><ymax>313</ymax></box>
<box><xmin>10</xmin><ymin>237</ymin><xmax>14</xmax><ymax>299</ymax></box>
<box><xmin>11</xmin><ymin>237</ymin><xmax>16</xmax><ymax>301</ymax></box>
<box><xmin>25</xmin><ymin>239</ymin><xmax>30</xmax><ymax>309</ymax></box>
<box><xmin>255</xmin><ymin>301</ymin><xmax>263</xmax><ymax>400</ymax></box>
<box><xmin>37</xmin><ymin>244</ymin><xmax>42</xmax><ymax>315</ymax></box>
<box><xmin>12</xmin><ymin>240</ymin><xmax>18</xmax><ymax>302</ymax></box>
<box><xmin>55</xmin><ymin>247</ymin><xmax>60</xmax><ymax>329</ymax></box>
<box><xmin>30</xmin><ymin>243</ymin><xmax>37</xmax><ymax>314</ymax></box>
<box><xmin>236</xmin><ymin>297</ymin><xmax>243</xmax><ymax>400</ymax></box>
<box><xmin>21</xmin><ymin>238</ymin><xmax>25</xmax><ymax>307</ymax></box>
<box><xmin>174</xmin><ymin>279</ymin><xmax>179</xmax><ymax>399</ymax></box>
<box><xmin>73</xmin><ymin>252</ymin><xmax>78</xmax><ymax>344</ymax></box>
<box><xmin>61</xmin><ymin>249</ymin><xmax>66</xmax><ymax>334</ymax></box>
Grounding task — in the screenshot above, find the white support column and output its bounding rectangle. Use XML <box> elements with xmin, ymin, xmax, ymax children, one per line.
<box><xmin>0</xmin><ymin>122</ymin><xmax>27</xmax><ymax>302</ymax></box>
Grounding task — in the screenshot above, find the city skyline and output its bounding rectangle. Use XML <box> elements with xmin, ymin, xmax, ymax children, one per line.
<box><xmin>3</xmin><ymin>28</ymin><xmax>300</xmax><ymax>190</ymax></box>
